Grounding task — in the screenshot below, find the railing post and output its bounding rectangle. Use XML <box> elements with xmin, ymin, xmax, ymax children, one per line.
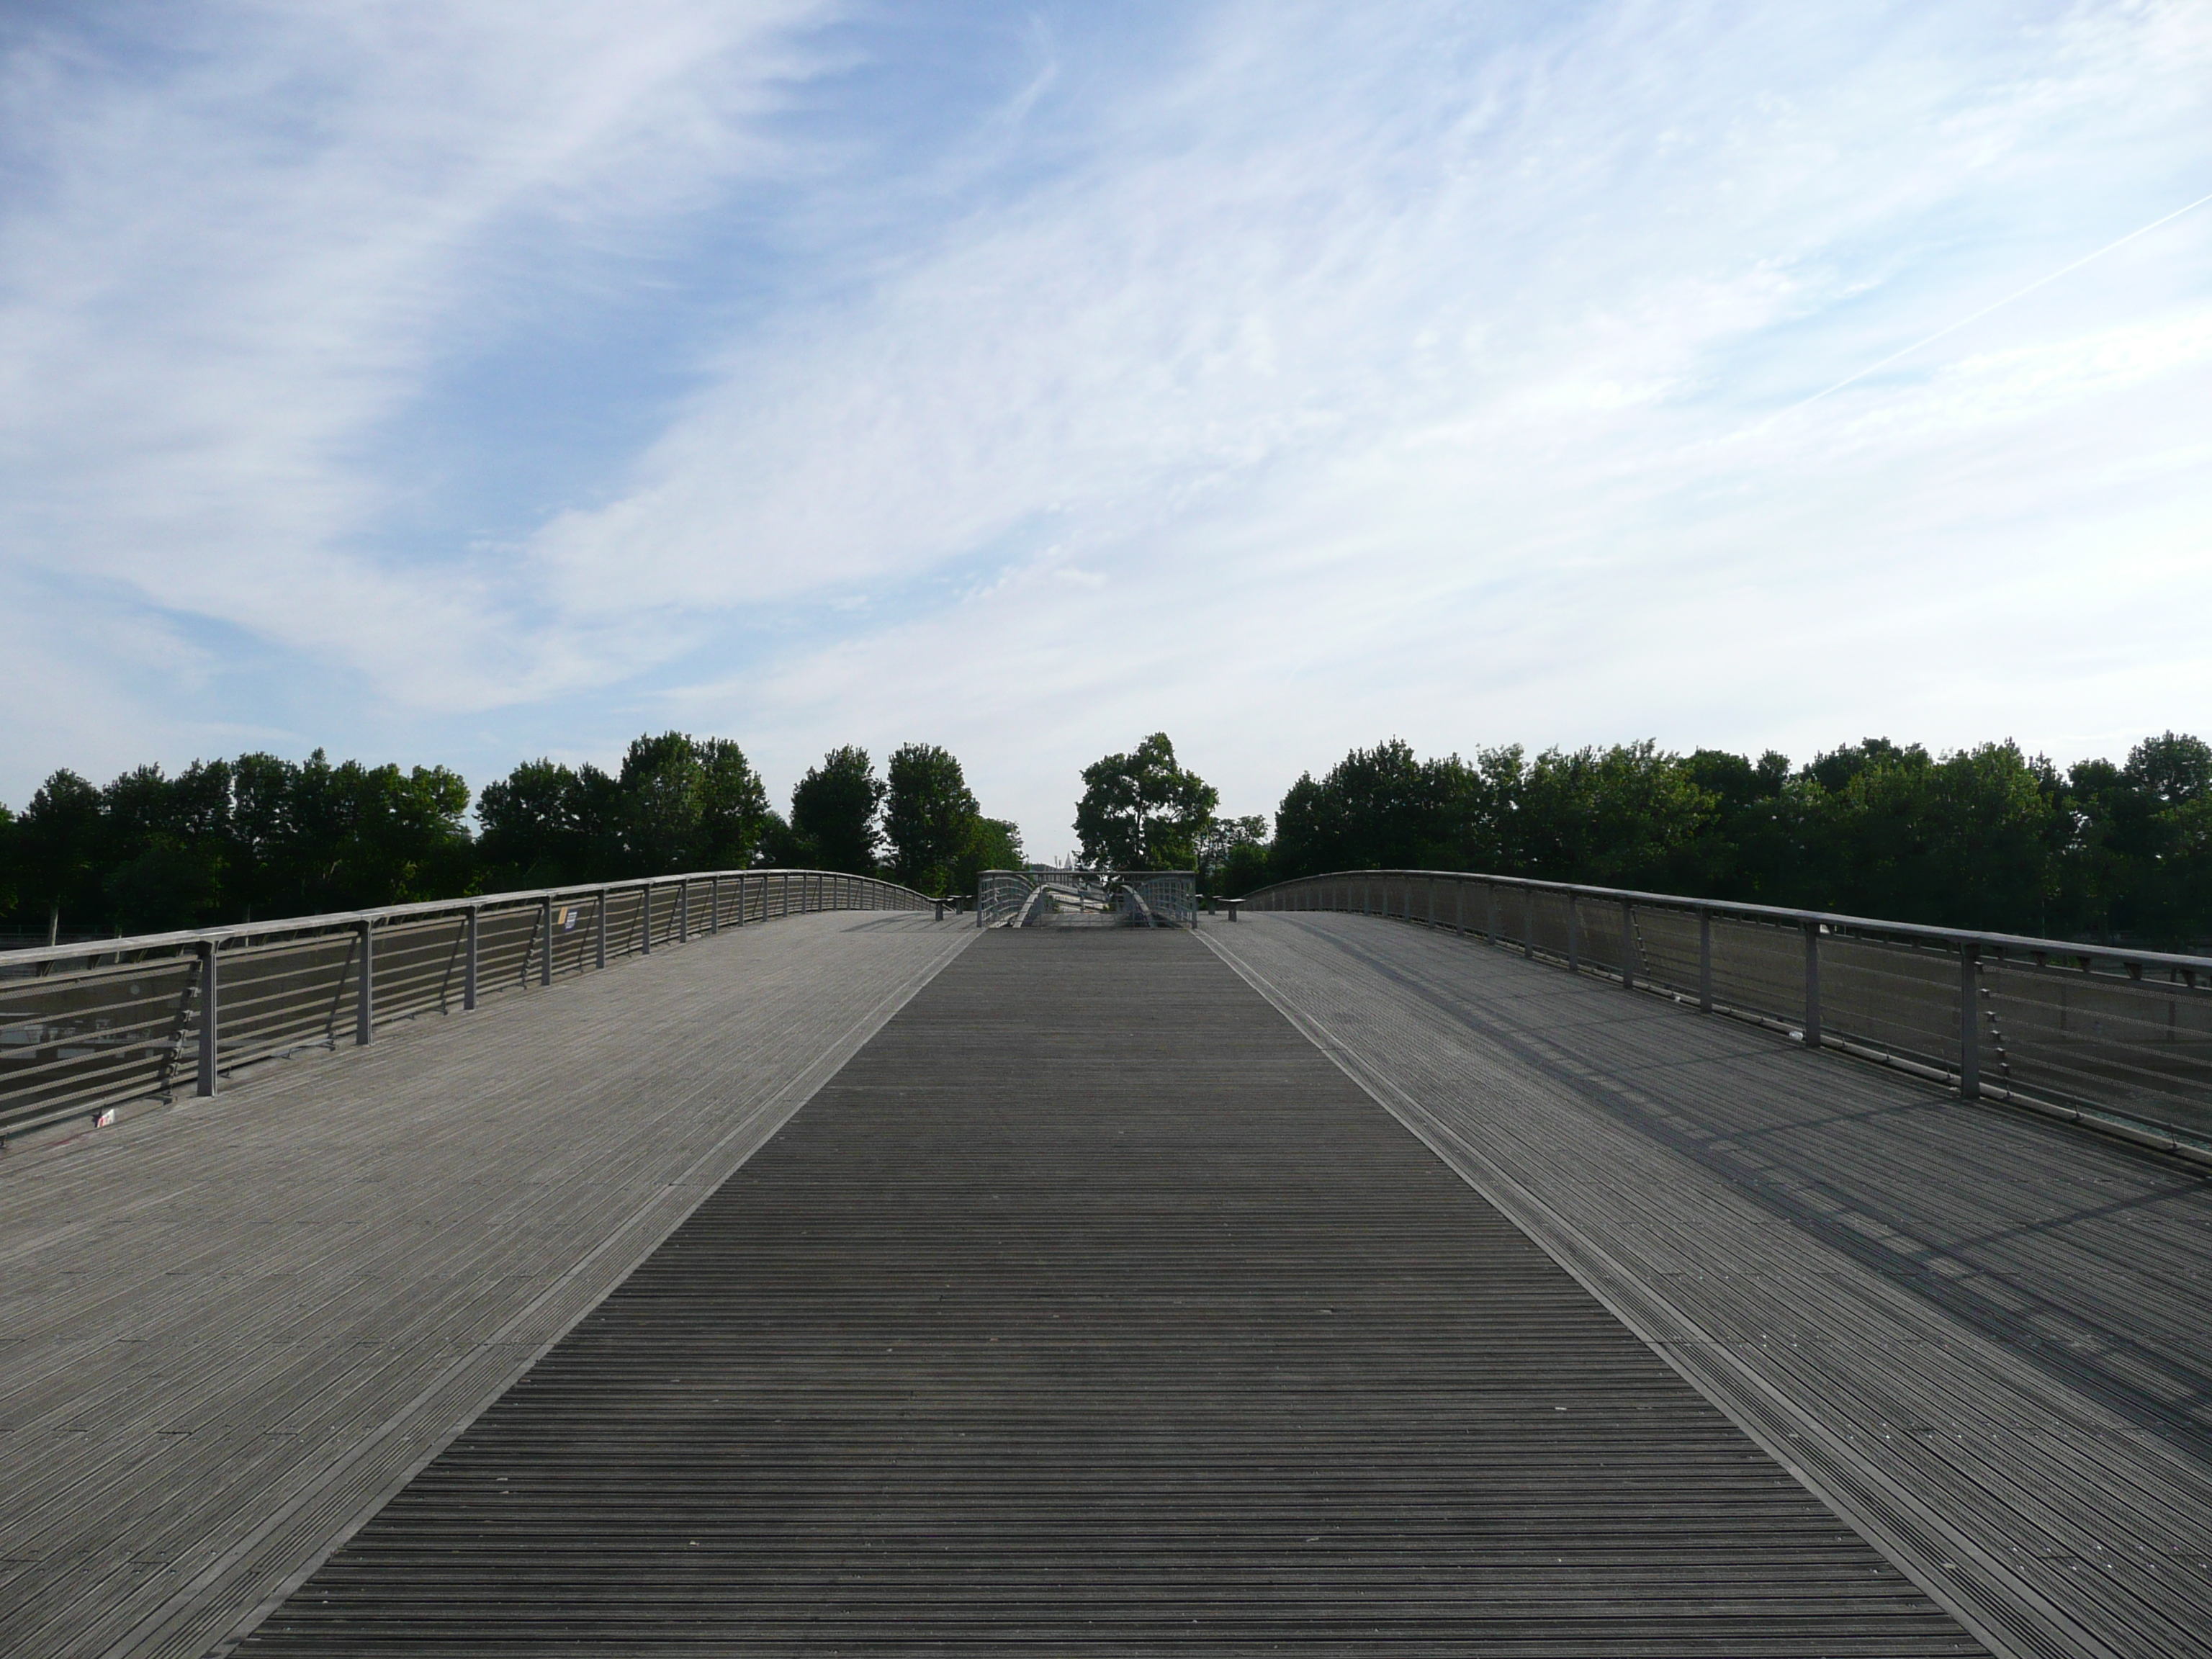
<box><xmin>1698</xmin><ymin>908</ymin><xmax>1712</xmax><ymax>1012</ymax></box>
<box><xmin>1622</xmin><ymin>900</ymin><xmax>1635</xmax><ymax>990</ymax></box>
<box><xmin>464</xmin><ymin>907</ymin><xmax>479</xmax><ymax>1010</ymax></box>
<box><xmin>596</xmin><ymin>889</ymin><xmax>608</xmax><ymax>968</ymax></box>
<box><xmin>539</xmin><ymin>896</ymin><xmax>553</xmax><ymax>986</ymax></box>
<box><xmin>677</xmin><ymin>879</ymin><xmax>688</xmax><ymax>944</ymax></box>
<box><xmin>1455</xmin><ymin>878</ymin><xmax>1465</xmax><ymax>935</ymax></box>
<box><xmin>1803</xmin><ymin>922</ymin><xmax>1821</xmax><ymax>1051</ymax></box>
<box><xmin>1960</xmin><ymin>943</ymin><xmax>1981</xmax><ymax>1100</ymax></box>
<box><xmin>1427</xmin><ymin>878</ymin><xmax>1437</xmax><ymax>926</ymax></box>
<box><xmin>197</xmin><ymin>940</ymin><xmax>219</xmax><ymax>1097</ymax></box>
<box><xmin>642</xmin><ymin>884</ymin><xmax>653</xmax><ymax>954</ymax></box>
<box><xmin>1524</xmin><ymin>889</ymin><xmax>1535</xmax><ymax>958</ymax></box>
<box><xmin>356</xmin><ymin>920</ymin><xmax>374</xmax><ymax>1046</ymax></box>
<box><xmin>1484</xmin><ymin>882</ymin><xmax>1496</xmax><ymax>943</ymax></box>
<box><xmin>710</xmin><ymin>874</ymin><xmax>719</xmax><ymax>933</ymax></box>
<box><xmin>1566</xmin><ymin>891</ymin><xmax>1579</xmax><ymax>974</ymax></box>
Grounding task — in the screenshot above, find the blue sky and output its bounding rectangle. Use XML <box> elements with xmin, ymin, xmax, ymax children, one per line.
<box><xmin>3</xmin><ymin>1</ymin><xmax>2208</xmax><ymax>856</ymax></box>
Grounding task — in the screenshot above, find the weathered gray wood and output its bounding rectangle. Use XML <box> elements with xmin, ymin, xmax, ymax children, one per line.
<box><xmin>1208</xmin><ymin>913</ymin><xmax>2212</xmax><ymax>1659</ymax></box>
<box><xmin>0</xmin><ymin>914</ymin><xmax>971</xmax><ymax>1659</ymax></box>
<box><xmin>243</xmin><ymin>931</ymin><xmax>1974</xmax><ymax>1656</ymax></box>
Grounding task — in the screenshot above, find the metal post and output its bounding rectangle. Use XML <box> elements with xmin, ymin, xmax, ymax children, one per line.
<box><xmin>1427</xmin><ymin>878</ymin><xmax>1437</xmax><ymax>925</ymax></box>
<box><xmin>1524</xmin><ymin>889</ymin><xmax>1535</xmax><ymax>958</ymax></box>
<box><xmin>678</xmin><ymin>879</ymin><xmax>689</xmax><ymax>944</ymax></box>
<box><xmin>464</xmin><ymin>907</ymin><xmax>479</xmax><ymax>1010</ymax></box>
<box><xmin>1960</xmin><ymin>943</ymin><xmax>1981</xmax><ymax>1100</ymax></box>
<box><xmin>710</xmin><ymin>874</ymin><xmax>719</xmax><ymax>933</ymax></box>
<box><xmin>1698</xmin><ymin>908</ymin><xmax>1712</xmax><ymax>1013</ymax></box>
<box><xmin>539</xmin><ymin>896</ymin><xmax>553</xmax><ymax>986</ymax></box>
<box><xmin>197</xmin><ymin>941</ymin><xmax>219</xmax><ymax>1097</ymax></box>
<box><xmin>356</xmin><ymin>920</ymin><xmax>374</xmax><ymax>1046</ymax></box>
<box><xmin>1803</xmin><ymin>923</ymin><xmax>1821</xmax><ymax>1051</ymax></box>
<box><xmin>642</xmin><ymin>884</ymin><xmax>653</xmax><ymax>954</ymax></box>
<box><xmin>596</xmin><ymin>889</ymin><xmax>608</xmax><ymax>968</ymax></box>
<box><xmin>1566</xmin><ymin>891</ymin><xmax>1579</xmax><ymax>974</ymax></box>
<box><xmin>1622</xmin><ymin>900</ymin><xmax>1635</xmax><ymax>990</ymax></box>
<box><xmin>1455</xmin><ymin>878</ymin><xmax>1465</xmax><ymax>935</ymax></box>
<box><xmin>1485</xmin><ymin>883</ymin><xmax>1496</xmax><ymax>944</ymax></box>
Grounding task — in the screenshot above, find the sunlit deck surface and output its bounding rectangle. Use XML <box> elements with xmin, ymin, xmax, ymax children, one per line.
<box><xmin>4</xmin><ymin>913</ymin><xmax>2208</xmax><ymax>1656</ymax></box>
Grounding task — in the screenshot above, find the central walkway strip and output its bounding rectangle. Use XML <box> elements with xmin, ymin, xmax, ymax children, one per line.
<box><xmin>240</xmin><ymin>930</ymin><xmax>1977</xmax><ymax>1655</ymax></box>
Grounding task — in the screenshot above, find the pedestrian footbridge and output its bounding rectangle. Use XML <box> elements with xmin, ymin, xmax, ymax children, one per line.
<box><xmin>2</xmin><ymin>871</ymin><xmax>2208</xmax><ymax>1657</ymax></box>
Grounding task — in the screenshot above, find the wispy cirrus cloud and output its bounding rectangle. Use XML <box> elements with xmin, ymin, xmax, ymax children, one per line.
<box><xmin>2</xmin><ymin>1</ymin><xmax>2208</xmax><ymax>846</ymax></box>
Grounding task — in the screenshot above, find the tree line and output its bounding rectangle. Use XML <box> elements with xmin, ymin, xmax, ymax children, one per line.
<box><xmin>1218</xmin><ymin>732</ymin><xmax>2212</xmax><ymax>946</ymax></box>
<box><xmin>0</xmin><ymin>735</ymin><xmax>1019</xmax><ymax>939</ymax></box>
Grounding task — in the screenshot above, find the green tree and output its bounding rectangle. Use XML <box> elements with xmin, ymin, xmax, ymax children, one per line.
<box><xmin>1197</xmin><ymin>814</ymin><xmax>1267</xmax><ymax>894</ymax></box>
<box><xmin>1514</xmin><ymin>742</ymin><xmax>1714</xmax><ymax>889</ymax></box>
<box><xmin>696</xmin><ymin>739</ymin><xmax>772</xmax><ymax>870</ymax></box>
<box><xmin>948</xmin><ymin>815</ymin><xmax>1024</xmax><ymax>899</ymax></box>
<box><xmin>616</xmin><ymin>732</ymin><xmax>706</xmax><ymax>875</ymax></box>
<box><xmin>16</xmin><ymin>770</ymin><xmax>105</xmax><ymax>937</ymax></box>
<box><xmin>789</xmin><ymin>746</ymin><xmax>884</xmax><ymax>875</ymax></box>
<box><xmin>1074</xmin><ymin>734</ymin><xmax>1218</xmax><ymax>870</ymax></box>
<box><xmin>884</xmin><ymin>743</ymin><xmax>981</xmax><ymax>894</ymax></box>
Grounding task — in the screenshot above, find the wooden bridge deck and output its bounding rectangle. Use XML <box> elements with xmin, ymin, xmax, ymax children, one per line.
<box><xmin>0</xmin><ymin>912</ymin><xmax>2205</xmax><ymax>1655</ymax></box>
<box><xmin>1206</xmin><ymin>913</ymin><xmax>2212</xmax><ymax>1659</ymax></box>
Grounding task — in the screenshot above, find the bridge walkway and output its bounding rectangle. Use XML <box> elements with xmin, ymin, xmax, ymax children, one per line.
<box><xmin>1208</xmin><ymin>912</ymin><xmax>2212</xmax><ymax>1659</ymax></box>
<box><xmin>240</xmin><ymin>929</ymin><xmax>1970</xmax><ymax>1655</ymax></box>
<box><xmin>0</xmin><ymin>912</ymin><xmax>971</xmax><ymax>1659</ymax></box>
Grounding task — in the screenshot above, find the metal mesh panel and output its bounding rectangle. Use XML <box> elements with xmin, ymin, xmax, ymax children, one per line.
<box><xmin>1631</xmin><ymin>905</ymin><xmax>1701</xmax><ymax>999</ymax></box>
<box><xmin>1575</xmin><ymin>899</ymin><xmax>1630</xmax><ymax>979</ymax></box>
<box><xmin>1705</xmin><ymin>914</ymin><xmax>1806</xmax><ymax>1028</ymax></box>
<box><xmin>0</xmin><ymin>955</ymin><xmax>198</xmax><ymax>1129</ymax></box>
<box><xmin>374</xmin><ymin>914</ymin><xmax>473</xmax><ymax>1019</ymax></box>
<box><xmin>1988</xmin><ymin>958</ymin><xmax>2212</xmax><ymax>1138</ymax></box>
<box><xmin>1819</xmin><ymin>935</ymin><xmax>1962</xmax><ymax>1075</ymax></box>
<box><xmin>217</xmin><ymin>932</ymin><xmax>359</xmax><ymax>1069</ymax></box>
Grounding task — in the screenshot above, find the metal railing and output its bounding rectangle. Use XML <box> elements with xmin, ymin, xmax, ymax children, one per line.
<box><xmin>976</xmin><ymin>868</ymin><xmax>1198</xmax><ymax>930</ymax></box>
<box><xmin>0</xmin><ymin>869</ymin><xmax>934</xmax><ymax>1145</ymax></box>
<box><xmin>1242</xmin><ymin>870</ymin><xmax>2212</xmax><ymax>1159</ymax></box>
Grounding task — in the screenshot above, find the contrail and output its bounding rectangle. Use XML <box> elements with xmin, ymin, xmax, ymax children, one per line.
<box><xmin>1773</xmin><ymin>186</ymin><xmax>2212</xmax><ymax>423</ymax></box>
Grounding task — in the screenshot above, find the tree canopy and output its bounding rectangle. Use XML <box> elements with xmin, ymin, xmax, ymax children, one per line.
<box><xmin>1074</xmin><ymin>734</ymin><xmax>1219</xmax><ymax>871</ymax></box>
<box><xmin>1233</xmin><ymin>731</ymin><xmax>2212</xmax><ymax>946</ymax></box>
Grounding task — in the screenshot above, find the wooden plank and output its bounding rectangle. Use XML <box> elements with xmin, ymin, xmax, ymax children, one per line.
<box><xmin>0</xmin><ymin>913</ymin><xmax>972</xmax><ymax>1659</ymax></box>
<box><xmin>1208</xmin><ymin>912</ymin><xmax>2212</xmax><ymax>1659</ymax></box>
<box><xmin>242</xmin><ymin>931</ymin><xmax>1975</xmax><ymax>1656</ymax></box>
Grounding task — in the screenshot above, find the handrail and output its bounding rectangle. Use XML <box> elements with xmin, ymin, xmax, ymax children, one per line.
<box><xmin>977</xmin><ymin>868</ymin><xmax>1198</xmax><ymax>930</ymax></box>
<box><xmin>0</xmin><ymin>868</ymin><xmax>938</xmax><ymax>1144</ymax></box>
<box><xmin>1240</xmin><ymin>868</ymin><xmax>2212</xmax><ymax>976</ymax></box>
<box><xmin>1241</xmin><ymin>868</ymin><xmax>2212</xmax><ymax>1163</ymax></box>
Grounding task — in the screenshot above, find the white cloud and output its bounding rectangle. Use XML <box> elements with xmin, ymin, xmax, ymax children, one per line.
<box><xmin>4</xmin><ymin>0</ymin><xmax>2209</xmax><ymax>842</ymax></box>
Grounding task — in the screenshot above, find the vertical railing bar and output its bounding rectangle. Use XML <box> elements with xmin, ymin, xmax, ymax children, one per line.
<box><xmin>356</xmin><ymin>920</ymin><xmax>374</xmax><ymax>1046</ymax></box>
<box><xmin>1804</xmin><ymin>922</ymin><xmax>1822</xmax><ymax>1052</ymax></box>
<box><xmin>464</xmin><ymin>907</ymin><xmax>479</xmax><ymax>1010</ymax></box>
<box><xmin>1622</xmin><ymin>899</ymin><xmax>1635</xmax><ymax>991</ymax></box>
<box><xmin>1960</xmin><ymin>942</ymin><xmax>1981</xmax><ymax>1100</ymax></box>
<box><xmin>643</xmin><ymin>884</ymin><xmax>653</xmax><ymax>954</ymax></box>
<box><xmin>1699</xmin><ymin>907</ymin><xmax>1713</xmax><ymax>1013</ymax></box>
<box><xmin>1567</xmin><ymin>891</ymin><xmax>1579</xmax><ymax>975</ymax></box>
<box><xmin>197</xmin><ymin>941</ymin><xmax>218</xmax><ymax>1097</ymax></box>
<box><xmin>596</xmin><ymin>889</ymin><xmax>608</xmax><ymax>969</ymax></box>
<box><xmin>539</xmin><ymin>896</ymin><xmax>553</xmax><ymax>988</ymax></box>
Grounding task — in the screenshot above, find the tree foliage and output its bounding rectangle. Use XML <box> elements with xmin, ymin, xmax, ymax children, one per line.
<box><xmin>788</xmin><ymin>746</ymin><xmax>885</xmax><ymax>876</ymax></box>
<box><xmin>1235</xmin><ymin>731</ymin><xmax>2212</xmax><ymax>945</ymax></box>
<box><xmin>883</xmin><ymin>743</ymin><xmax>1016</xmax><ymax>896</ymax></box>
<box><xmin>1074</xmin><ymin>734</ymin><xmax>1219</xmax><ymax>870</ymax></box>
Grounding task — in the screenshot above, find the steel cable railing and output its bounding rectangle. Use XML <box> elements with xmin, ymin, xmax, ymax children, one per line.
<box><xmin>1241</xmin><ymin>869</ymin><xmax>2212</xmax><ymax>1162</ymax></box>
<box><xmin>976</xmin><ymin>868</ymin><xmax>1197</xmax><ymax>930</ymax></box>
<box><xmin>0</xmin><ymin>869</ymin><xmax>935</xmax><ymax>1144</ymax></box>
